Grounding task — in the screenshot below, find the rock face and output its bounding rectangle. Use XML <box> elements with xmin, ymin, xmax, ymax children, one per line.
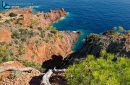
<box><xmin>0</xmin><ymin>61</ymin><xmax>41</xmax><ymax>85</ymax></box>
<box><xmin>0</xmin><ymin>29</ymin><xmax>12</xmax><ymax>42</ymax></box>
<box><xmin>21</xmin><ymin>31</ymin><xmax>79</xmax><ymax>64</ymax></box>
<box><xmin>77</xmin><ymin>30</ymin><xmax>130</xmax><ymax>57</ymax></box>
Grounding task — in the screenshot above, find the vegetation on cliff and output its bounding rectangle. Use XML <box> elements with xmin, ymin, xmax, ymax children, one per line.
<box><xmin>76</xmin><ymin>26</ymin><xmax>130</xmax><ymax>59</ymax></box>
<box><xmin>0</xmin><ymin>8</ymin><xmax>79</xmax><ymax>66</ymax></box>
<box><xmin>65</xmin><ymin>50</ymin><xmax>130</xmax><ymax>85</ymax></box>
<box><xmin>0</xmin><ymin>42</ymin><xmax>15</xmax><ymax>63</ymax></box>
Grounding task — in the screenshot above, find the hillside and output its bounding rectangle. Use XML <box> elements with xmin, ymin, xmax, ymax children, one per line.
<box><xmin>0</xmin><ymin>8</ymin><xmax>79</xmax><ymax>85</ymax></box>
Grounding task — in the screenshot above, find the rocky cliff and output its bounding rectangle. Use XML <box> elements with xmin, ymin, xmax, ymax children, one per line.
<box><xmin>0</xmin><ymin>8</ymin><xmax>79</xmax><ymax>64</ymax></box>
<box><xmin>77</xmin><ymin>30</ymin><xmax>130</xmax><ymax>58</ymax></box>
<box><xmin>0</xmin><ymin>8</ymin><xmax>79</xmax><ymax>85</ymax></box>
<box><xmin>3</xmin><ymin>8</ymin><xmax>67</xmax><ymax>28</ymax></box>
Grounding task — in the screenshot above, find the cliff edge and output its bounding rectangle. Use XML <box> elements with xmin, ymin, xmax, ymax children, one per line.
<box><xmin>77</xmin><ymin>29</ymin><xmax>130</xmax><ymax>58</ymax></box>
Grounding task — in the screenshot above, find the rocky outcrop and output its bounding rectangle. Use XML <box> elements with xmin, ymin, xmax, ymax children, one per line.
<box><xmin>20</xmin><ymin>31</ymin><xmax>79</xmax><ymax>64</ymax></box>
<box><xmin>2</xmin><ymin>8</ymin><xmax>67</xmax><ymax>28</ymax></box>
<box><xmin>0</xmin><ymin>61</ymin><xmax>66</xmax><ymax>85</ymax></box>
<box><xmin>77</xmin><ymin>30</ymin><xmax>130</xmax><ymax>58</ymax></box>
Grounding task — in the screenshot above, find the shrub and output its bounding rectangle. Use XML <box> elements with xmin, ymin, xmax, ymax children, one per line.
<box><xmin>21</xmin><ymin>60</ymin><xmax>44</xmax><ymax>72</ymax></box>
<box><xmin>100</xmin><ymin>49</ymin><xmax>107</xmax><ymax>57</ymax></box>
<box><xmin>9</xmin><ymin>12</ymin><xmax>17</xmax><ymax>17</ymax></box>
<box><xmin>40</xmin><ymin>29</ymin><xmax>45</xmax><ymax>38</ymax></box>
<box><xmin>58</xmin><ymin>34</ymin><xmax>63</xmax><ymax>40</ymax></box>
<box><xmin>87</xmin><ymin>34</ymin><xmax>100</xmax><ymax>43</ymax></box>
<box><xmin>35</xmin><ymin>39</ymin><xmax>44</xmax><ymax>44</ymax></box>
<box><xmin>65</xmin><ymin>52</ymin><xmax>130</xmax><ymax>85</ymax></box>
<box><xmin>5</xmin><ymin>19</ymin><xmax>11</xmax><ymax>23</ymax></box>
<box><xmin>45</xmin><ymin>39</ymin><xmax>49</xmax><ymax>43</ymax></box>
<box><xmin>113</xmin><ymin>26</ymin><xmax>126</xmax><ymax>32</ymax></box>
<box><xmin>18</xmin><ymin>45</ymin><xmax>25</xmax><ymax>55</ymax></box>
<box><xmin>0</xmin><ymin>56</ymin><xmax>15</xmax><ymax>63</ymax></box>
<box><xmin>47</xmin><ymin>26</ymin><xmax>58</xmax><ymax>34</ymax></box>
<box><xmin>118</xmin><ymin>26</ymin><xmax>125</xmax><ymax>31</ymax></box>
<box><xmin>9</xmin><ymin>71</ymin><xmax>21</xmax><ymax>79</ymax></box>
<box><xmin>0</xmin><ymin>42</ymin><xmax>15</xmax><ymax>63</ymax></box>
<box><xmin>31</xmin><ymin>18</ymin><xmax>39</xmax><ymax>26</ymax></box>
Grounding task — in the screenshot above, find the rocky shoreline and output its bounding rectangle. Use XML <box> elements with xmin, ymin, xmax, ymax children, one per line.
<box><xmin>2</xmin><ymin>8</ymin><xmax>67</xmax><ymax>28</ymax></box>
<box><xmin>76</xmin><ymin>30</ymin><xmax>130</xmax><ymax>58</ymax></box>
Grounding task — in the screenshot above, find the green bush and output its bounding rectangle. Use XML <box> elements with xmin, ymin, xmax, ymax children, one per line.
<box><xmin>100</xmin><ymin>49</ymin><xmax>107</xmax><ymax>57</ymax></box>
<box><xmin>58</xmin><ymin>34</ymin><xmax>63</xmax><ymax>40</ymax></box>
<box><xmin>113</xmin><ymin>26</ymin><xmax>126</xmax><ymax>32</ymax></box>
<box><xmin>40</xmin><ymin>29</ymin><xmax>45</xmax><ymax>38</ymax></box>
<box><xmin>31</xmin><ymin>18</ymin><xmax>39</xmax><ymax>26</ymax></box>
<box><xmin>9</xmin><ymin>71</ymin><xmax>21</xmax><ymax>79</ymax></box>
<box><xmin>0</xmin><ymin>42</ymin><xmax>15</xmax><ymax>63</ymax></box>
<box><xmin>18</xmin><ymin>45</ymin><xmax>25</xmax><ymax>55</ymax></box>
<box><xmin>65</xmin><ymin>52</ymin><xmax>130</xmax><ymax>85</ymax></box>
<box><xmin>47</xmin><ymin>26</ymin><xmax>58</xmax><ymax>34</ymax></box>
<box><xmin>9</xmin><ymin>12</ymin><xmax>17</xmax><ymax>17</ymax></box>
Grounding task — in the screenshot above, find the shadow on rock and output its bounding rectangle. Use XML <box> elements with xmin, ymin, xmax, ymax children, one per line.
<box><xmin>29</xmin><ymin>75</ymin><xmax>43</xmax><ymax>85</ymax></box>
<box><xmin>42</xmin><ymin>55</ymin><xmax>63</xmax><ymax>72</ymax></box>
<box><xmin>50</xmin><ymin>74</ymin><xmax>67</xmax><ymax>85</ymax></box>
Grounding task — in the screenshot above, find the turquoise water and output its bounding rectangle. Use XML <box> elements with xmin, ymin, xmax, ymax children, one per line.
<box><xmin>1</xmin><ymin>0</ymin><xmax>130</xmax><ymax>51</ymax></box>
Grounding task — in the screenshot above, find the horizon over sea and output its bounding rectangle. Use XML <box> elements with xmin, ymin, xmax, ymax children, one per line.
<box><xmin>1</xmin><ymin>0</ymin><xmax>130</xmax><ymax>51</ymax></box>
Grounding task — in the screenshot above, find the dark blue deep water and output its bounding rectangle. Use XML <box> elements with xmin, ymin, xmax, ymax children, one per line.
<box><xmin>1</xmin><ymin>0</ymin><xmax>130</xmax><ymax>51</ymax></box>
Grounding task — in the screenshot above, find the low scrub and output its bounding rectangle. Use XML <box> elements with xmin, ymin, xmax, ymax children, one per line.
<box><xmin>0</xmin><ymin>42</ymin><xmax>15</xmax><ymax>63</ymax></box>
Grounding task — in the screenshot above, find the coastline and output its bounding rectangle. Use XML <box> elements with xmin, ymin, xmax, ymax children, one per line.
<box><xmin>52</xmin><ymin>12</ymin><xmax>87</xmax><ymax>51</ymax></box>
<box><xmin>0</xmin><ymin>7</ymin><xmax>80</xmax><ymax>63</ymax></box>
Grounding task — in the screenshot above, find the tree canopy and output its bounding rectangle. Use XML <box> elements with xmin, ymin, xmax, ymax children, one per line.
<box><xmin>65</xmin><ymin>50</ymin><xmax>130</xmax><ymax>85</ymax></box>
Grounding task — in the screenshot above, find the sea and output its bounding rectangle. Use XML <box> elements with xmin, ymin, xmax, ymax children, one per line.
<box><xmin>1</xmin><ymin>0</ymin><xmax>130</xmax><ymax>51</ymax></box>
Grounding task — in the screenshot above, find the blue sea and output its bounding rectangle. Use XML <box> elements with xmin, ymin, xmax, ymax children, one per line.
<box><xmin>1</xmin><ymin>0</ymin><xmax>130</xmax><ymax>51</ymax></box>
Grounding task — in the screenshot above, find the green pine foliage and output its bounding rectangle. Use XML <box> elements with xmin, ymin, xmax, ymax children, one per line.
<box><xmin>65</xmin><ymin>50</ymin><xmax>130</xmax><ymax>85</ymax></box>
<box><xmin>47</xmin><ymin>26</ymin><xmax>58</xmax><ymax>34</ymax></box>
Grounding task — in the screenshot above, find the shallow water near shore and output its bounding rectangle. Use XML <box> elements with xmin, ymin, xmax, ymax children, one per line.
<box><xmin>1</xmin><ymin>0</ymin><xmax>130</xmax><ymax>51</ymax></box>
